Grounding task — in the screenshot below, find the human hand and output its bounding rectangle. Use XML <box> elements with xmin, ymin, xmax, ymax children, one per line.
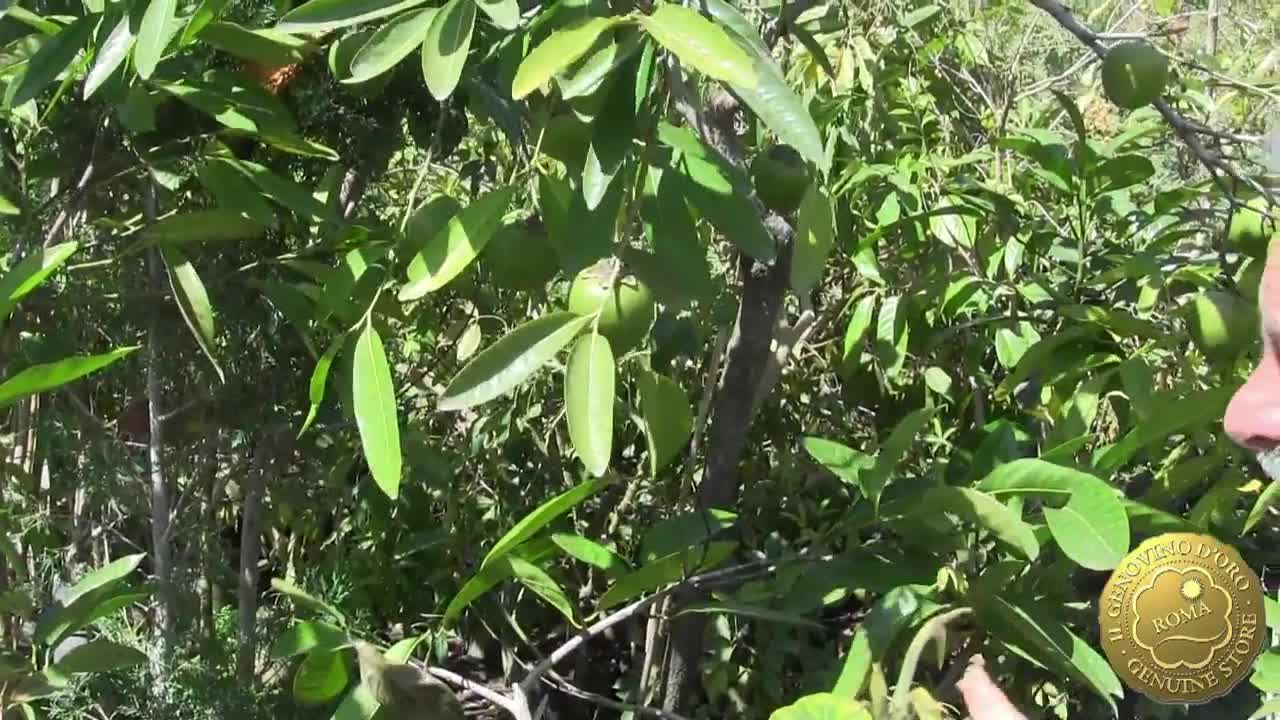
<box><xmin>956</xmin><ymin>656</ymin><xmax>1028</xmax><ymax>720</ymax></box>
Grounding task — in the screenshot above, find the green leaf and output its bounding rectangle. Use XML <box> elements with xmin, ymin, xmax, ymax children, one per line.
<box><xmin>791</xmin><ymin>184</ymin><xmax>835</xmax><ymax>293</ymax></box>
<box><xmin>842</xmin><ymin>295</ymin><xmax>876</xmax><ymax>362</ymax></box>
<box><xmin>638</xmin><ymin>370</ymin><xmax>693</xmax><ymax>476</ymax></box>
<box><xmin>582</xmin><ymin>65</ymin><xmax>636</xmax><ymax>210</ymax></box>
<box><xmin>331</xmin><ymin>684</ymin><xmax>380</xmax><ymax>720</ymax></box>
<box><xmin>140</xmin><ymin>209</ymin><xmax>267</xmax><ymax>246</ymax></box>
<box><xmin>0</xmin><ymin>241</ymin><xmax>77</xmax><ymax>324</ymax></box>
<box><xmin>180</xmin><ymin>0</ymin><xmax>230</xmax><ymax>45</ymax></box>
<box><xmin>475</xmin><ymin>0</ymin><xmax>518</xmax><ymax>30</ymax></box>
<box><xmin>872</xmin><ymin>295</ymin><xmax>909</xmax><ymax>377</ymax></box>
<box><xmin>0</xmin><ymin>347</ymin><xmax>139</xmax><ymax>410</ymax></box>
<box><xmin>220</xmin><ymin>159</ymin><xmax>337</xmax><ymax>223</ymax></box>
<box><xmin>420</xmin><ymin>0</ymin><xmax>474</xmax><ymax>100</ymax></box>
<box><xmin>769</xmin><ymin>693</ymin><xmax>872</xmax><ymax>720</ymax></box>
<box><xmin>84</xmin><ymin>14</ymin><xmax>134</xmax><ymax>99</ymax></box>
<box><xmin>599</xmin><ymin>541</ymin><xmax>737</xmax><ymax>609</ymax></box>
<box><xmin>1094</xmin><ymin>386</ymin><xmax>1236</xmax><ymax>472</ymax></box>
<box><xmin>904</xmin><ymin>487</ymin><xmax>1040</xmax><ymax>561</ymax></box>
<box><xmin>1042</xmin><ymin>480</ymin><xmax>1129</xmax><ymax>570</ymax></box>
<box><xmin>674</xmin><ymin>602</ymin><xmax>823</xmax><ymax>629</ymax></box>
<box><xmin>299</xmin><ymin>334</ymin><xmax>346</xmax><ymax>438</ymax></box>
<box><xmin>439</xmin><ymin>312</ymin><xmax>591</xmax><ymax>410</ymax></box>
<box><xmin>701</xmin><ymin>0</ymin><xmax>824</xmax><ymax>168</ymax></box>
<box><xmin>512</xmin><ymin>16</ymin><xmax>621</xmax><ymax>99</ymax></box>
<box><xmin>860</xmin><ymin>408</ymin><xmax>934</xmax><ymax>511</ymax></box>
<box><xmin>346</xmin><ymin>7</ymin><xmax>438</xmax><ymax>84</ymax></box>
<box><xmin>293</xmin><ymin>650</ymin><xmax>349</xmax><ymax>704</ymax></box>
<box><xmin>640</xmin><ymin>509</ymin><xmax>736</xmax><ymax>562</ymax></box>
<box><xmin>565</xmin><ymin>333</ymin><xmax>615</xmax><ymax>477</ymax></box>
<box><xmin>197</xmin><ymin>160</ymin><xmax>278</xmax><ymax>227</ymax></box>
<box><xmin>400</xmin><ymin>186</ymin><xmax>515</xmax><ymax>300</ymax></box>
<box><xmin>508</xmin><ymin>556</ymin><xmax>576</xmax><ymax>625</ymax></box>
<box><xmin>638</xmin><ymin>4</ymin><xmax>755</xmax><ymax>88</ymax></box>
<box><xmin>6</xmin><ymin>15</ymin><xmax>94</xmax><ymax>108</ymax></box>
<box><xmin>351</xmin><ymin>323</ymin><xmax>401</xmax><ymax>500</ymax></box>
<box><xmin>135</xmin><ymin>0</ymin><xmax>177</xmax><ymax>78</ymax></box>
<box><xmin>443</xmin><ymin>538</ymin><xmax>558</xmax><ymax>622</ymax></box>
<box><xmin>270</xmin><ymin>621</ymin><xmax>350</xmax><ymax>659</ymax></box>
<box><xmin>277</xmin><ymin>0</ymin><xmax>429</xmax><ymax>33</ymax></box>
<box><xmin>157</xmin><ymin>75</ymin><xmax>298</xmax><ymax>136</ymax></box>
<box><xmin>556</xmin><ymin>30</ymin><xmax>644</xmax><ymax>99</ymax></box>
<box><xmin>550</xmin><ymin>533</ymin><xmax>628</xmax><ymax>575</ymax></box>
<box><xmin>832</xmin><ymin>628</ymin><xmax>872</xmax><ymax>697</ymax></box>
<box><xmin>1245</xmin><ymin>480</ymin><xmax>1280</xmax><ymax>535</ymax></box>
<box><xmin>802</xmin><ymin>437</ymin><xmax>873</xmax><ymax>487</ymax></box>
<box><xmin>270</xmin><ymin>578</ymin><xmax>346</xmax><ymax>625</ymax></box>
<box><xmin>59</xmin><ymin>554</ymin><xmax>146</xmax><ymax>607</ymax></box>
<box><xmin>160</xmin><ymin>247</ymin><xmax>223</xmax><ymax>382</ymax></box>
<box><xmin>482</xmin><ymin>475</ymin><xmax>615</xmax><ymax>569</ymax></box>
<box><xmin>51</xmin><ymin>640</ymin><xmax>147</xmax><ymax>674</ymax></box>
<box><xmin>197</xmin><ymin>21</ymin><xmax>311</xmax><ymax>67</ymax></box>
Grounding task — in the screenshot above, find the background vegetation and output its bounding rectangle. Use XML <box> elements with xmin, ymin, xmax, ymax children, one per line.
<box><xmin>0</xmin><ymin>0</ymin><xmax>1278</xmax><ymax>717</ymax></box>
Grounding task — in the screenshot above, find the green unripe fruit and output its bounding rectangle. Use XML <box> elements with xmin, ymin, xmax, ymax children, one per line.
<box><xmin>1184</xmin><ymin>291</ymin><xmax>1257</xmax><ymax>363</ymax></box>
<box><xmin>1102</xmin><ymin>41</ymin><xmax>1169</xmax><ymax>110</ymax></box>
<box><xmin>1236</xmin><ymin>257</ymin><xmax>1264</xmax><ymax>305</ymax></box>
<box><xmin>1227</xmin><ymin>197</ymin><xmax>1275</xmax><ymax>259</ymax></box>
<box><xmin>750</xmin><ymin>144</ymin><xmax>811</xmax><ymax>215</ymax></box>
<box><xmin>567</xmin><ymin>260</ymin><xmax>656</xmax><ymax>354</ymax></box>
<box><xmin>485</xmin><ymin>223</ymin><xmax>559</xmax><ymax>291</ymax></box>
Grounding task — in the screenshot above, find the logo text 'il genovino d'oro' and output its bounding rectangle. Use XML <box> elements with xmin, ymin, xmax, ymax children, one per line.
<box><xmin>1099</xmin><ymin>533</ymin><xmax>1264</xmax><ymax>705</ymax></box>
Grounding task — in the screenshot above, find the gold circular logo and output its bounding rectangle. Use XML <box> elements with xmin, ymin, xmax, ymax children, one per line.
<box><xmin>1099</xmin><ymin>532</ymin><xmax>1265</xmax><ymax>704</ymax></box>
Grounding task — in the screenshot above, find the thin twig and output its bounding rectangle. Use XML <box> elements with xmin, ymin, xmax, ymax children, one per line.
<box><xmin>423</xmin><ymin>665</ymin><xmax>520</xmax><ymax>716</ymax></box>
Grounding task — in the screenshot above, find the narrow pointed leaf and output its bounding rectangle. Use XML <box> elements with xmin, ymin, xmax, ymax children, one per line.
<box><xmin>512</xmin><ymin>16</ymin><xmax>620</xmax><ymax>99</ymax></box>
<box><xmin>791</xmin><ymin>185</ymin><xmax>835</xmax><ymax>293</ymax></box>
<box><xmin>638</xmin><ymin>4</ymin><xmax>755</xmax><ymax>88</ymax></box>
<box><xmin>599</xmin><ymin>541</ymin><xmax>737</xmax><ymax>609</ymax></box>
<box><xmin>0</xmin><ymin>347</ymin><xmax>139</xmax><ymax>409</ymax></box>
<box><xmin>85</xmin><ymin>14</ymin><xmax>134</xmax><ymax>99</ymax></box>
<box><xmin>197</xmin><ymin>160</ymin><xmax>278</xmax><ymax>226</ymax></box>
<box><xmin>483</xmin><ymin>476</ymin><xmax>614</xmax><ymax>569</ymax></box>
<box><xmin>565</xmin><ymin>333</ymin><xmax>615</xmax><ymax>477</ymax></box>
<box><xmin>7</xmin><ymin>15</ymin><xmax>94</xmax><ymax>107</ymax></box>
<box><xmin>140</xmin><ymin>209</ymin><xmax>267</xmax><ymax>246</ymax></box>
<box><xmin>475</xmin><ymin>0</ymin><xmax>519</xmax><ymax>29</ymax></box>
<box><xmin>551</xmin><ymin>533</ymin><xmax>628</xmax><ymax>575</ymax></box>
<box><xmin>400</xmin><ymin>185</ymin><xmax>515</xmax><ymax>300</ymax></box>
<box><xmin>299</xmin><ymin>334</ymin><xmax>346</xmax><ymax>438</ymax></box>
<box><xmin>905</xmin><ymin>486</ymin><xmax>1040</xmax><ymax>561</ymax></box>
<box><xmin>160</xmin><ymin>247</ymin><xmax>223</xmax><ymax>382</ymax></box>
<box><xmin>638</xmin><ymin>371</ymin><xmax>693</xmax><ymax>476</ymax></box>
<box><xmin>270</xmin><ymin>578</ymin><xmax>347</xmax><ymax>624</ymax></box>
<box><xmin>440</xmin><ymin>312</ymin><xmax>591</xmax><ymax>410</ymax></box>
<box><xmin>270</xmin><ymin>621</ymin><xmax>349</xmax><ymax>659</ymax></box>
<box><xmin>860</xmin><ymin>407</ymin><xmax>934</xmax><ymax>511</ymax></box>
<box><xmin>197</xmin><ymin>22</ymin><xmax>311</xmax><ymax>67</ymax></box>
<box><xmin>346</xmin><ymin>7</ymin><xmax>438</xmax><ymax>84</ymax></box>
<box><xmin>60</xmin><ymin>553</ymin><xmax>146</xmax><ymax>606</ymax></box>
<box><xmin>52</xmin><ymin>640</ymin><xmax>147</xmax><ymax>674</ymax></box>
<box><xmin>0</xmin><ymin>241</ymin><xmax>77</xmax><ymax>324</ymax></box>
<box><xmin>277</xmin><ymin>0</ymin><xmax>428</xmax><ymax>33</ymax></box>
<box><xmin>352</xmin><ymin>323</ymin><xmax>401</xmax><ymax>499</ymax></box>
<box><xmin>421</xmin><ymin>0</ymin><xmax>474</xmax><ymax>100</ymax></box>
<box><xmin>135</xmin><ymin>0</ymin><xmax>177</xmax><ymax>78</ymax></box>
<box><xmin>180</xmin><ymin>0</ymin><xmax>231</xmax><ymax>45</ymax></box>
<box><xmin>1043</xmin><ymin>481</ymin><xmax>1129</xmax><ymax>570</ymax></box>
<box><xmin>508</xmin><ymin>556</ymin><xmax>576</xmax><ymax>624</ymax></box>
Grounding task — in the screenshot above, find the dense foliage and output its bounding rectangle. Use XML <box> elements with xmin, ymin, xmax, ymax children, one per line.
<box><xmin>1</xmin><ymin>0</ymin><xmax>1278</xmax><ymax>718</ymax></box>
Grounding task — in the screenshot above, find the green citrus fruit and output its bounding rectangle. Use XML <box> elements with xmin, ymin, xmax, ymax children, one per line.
<box><xmin>751</xmin><ymin>144</ymin><xmax>811</xmax><ymax>215</ymax></box>
<box><xmin>485</xmin><ymin>223</ymin><xmax>559</xmax><ymax>292</ymax></box>
<box><xmin>1101</xmin><ymin>41</ymin><xmax>1169</xmax><ymax>110</ymax></box>
<box><xmin>1228</xmin><ymin>197</ymin><xmax>1275</xmax><ymax>259</ymax></box>
<box><xmin>1184</xmin><ymin>290</ymin><xmax>1256</xmax><ymax>363</ymax></box>
<box><xmin>1235</xmin><ymin>257</ymin><xmax>1263</xmax><ymax>305</ymax></box>
<box><xmin>567</xmin><ymin>260</ymin><xmax>656</xmax><ymax>354</ymax></box>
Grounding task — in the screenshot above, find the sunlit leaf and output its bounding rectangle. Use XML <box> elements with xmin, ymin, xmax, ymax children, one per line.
<box><xmin>0</xmin><ymin>241</ymin><xmax>77</xmax><ymax>324</ymax></box>
<box><xmin>352</xmin><ymin>323</ymin><xmax>401</xmax><ymax>499</ymax></box>
<box><xmin>400</xmin><ymin>186</ymin><xmax>515</xmax><ymax>300</ymax></box>
<box><xmin>136</xmin><ymin>0</ymin><xmax>177</xmax><ymax>79</ymax></box>
<box><xmin>0</xmin><ymin>347</ymin><xmax>139</xmax><ymax>410</ymax></box>
<box><xmin>512</xmin><ymin>16</ymin><xmax>621</xmax><ymax>99</ymax></box>
<box><xmin>420</xmin><ymin>0</ymin><xmax>474</xmax><ymax>100</ymax></box>
<box><xmin>439</xmin><ymin>312</ymin><xmax>591</xmax><ymax>410</ymax></box>
<box><xmin>565</xmin><ymin>333</ymin><xmax>615</xmax><ymax>477</ymax></box>
<box><xmin>638</xmin><ymin>4</ymin><xmax>755</xmax><ymax>88</ymax></box>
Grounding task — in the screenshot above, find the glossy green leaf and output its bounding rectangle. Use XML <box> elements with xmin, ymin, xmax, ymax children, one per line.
<box><xmin>271</xmin><ymin>578</ymin><xmax>347</xmax><ymax>625</ymax></box>
<box><xmin>39</xmin><ymin>587</ymin><xmax>152</xmax><ymax>649</ymax></box>
<box><xmin>6</xmin><ymin>15</ymin><xmax>94</xmax><ymax>107</ymax></box>
<box><xmin>157</xmin><ymin>74</ymin><xmax>298</xmax><ymax>135</ymax></box>
<box><xmin>400</xmin><ymin>186</ymin><xmax>515</xmax><ymax>300</ymax></box>
<box><xmin>59</xmin><ymin>553</ymin><xmax>146</xmax><ymax>607</ymax></box>
<box><xmin>140</xmin><ymin>210</ymin><xmax>267</xmax><ymax>246</ymax></box>
<box><xmin>277</xmin><ymin>0</ymin><xmax>428</xmax><ymax>33</ymax></box>
<box><xmin>582</xmin><ymin>65</ymin><xmax>636</xmax><ymax>210</ymax></box>
<box><xmin>599</xmin><ymin>541</ymin><xmax>737</xmax><ymax>609</ymax></box>
<box><xmin>481</xmin><ymin>475</ymin><xmax>615</xmax><ymax>569</ymax></box>
<box><xmin>638</xmin><ymin>370</ymin><xmax>693</xmax><ymax>476</ymax></box>
<box><xmin>475</xmin><ymin>0</ymin><xmax>518</xmax><ymax>30</ymax></box>
<box><xmin>841</xmin><ymin>295</ymin><xmax>876</xmax><ymax>362</ymax></box>
<box><xmin>512</xmin><ymin>16</ymin><xmax>620</xmax><ymax>99</ymax></box>
<box><xmin>832</xmin><ymin>628</ymin><xmax>872</xmax><ymax>697</ymax></box>
<box><xmin>346</xmin><ymin>7</ymin><xmax>438</xmax><ymax>84</ymax></box>
<box><xmin>270</xmin><ymin>621</ymin><xmax>350</xmax><ymax>659</ymax></box>
<box><xmin>551</xmin><ymin>533</ymin><xmax>628</xmax><ymax>575</ymax></box>
<box><xmin>0</xmin><ymin>347</ymin><xmax>139</xmax><ymax>410</ymax></box>
<box><xmin>1094</xmin><ymin>386</ymin><xmax>1236</xmax><ymax>472</ymax></box>
<box><xmin>873</xmin><ymin>295</ymin><xmax>909</xmax><ymax>377</ymax></box>
<box><xmin>221</xmin><ymin>159</ymin><xmax>337</xmax><ymax>222</ymax></box>
<box><xmin>769</xmin><ymin>693</ymin><xmax>872</xmax><ymax>720</ymax></box>
<box><xmin>352</xmin><ymin>323</ymin><xmax>401</xmax><ymax>500</ymax></box>
<box><xmin>640</xmin><ymin>509</ymin><xmax>736</xmax><ymax>562</ymax></box>
<box><xmin>1245</xmin><ymin>480</ymin><xmax>1280</xmax><ymax>535</ymax></box>
<box><xmin>160</xmin><ymin>247</ymin><xmax>223</xmax><ymax>382</ymax></box>
<box><xmin>802</xmin><ymin>437</ymin><xmax>873</xmax><ymax>487</ymax></box>
<box><xmin>51</xmin><ymin>640</ymin><xmax>147</xmax><ymax>674</ymax></box>
<box><xmin>299</xmin><ymin>334</ymin><xmax>346</xmax><ymax>438</ymax></box>
<box><xmin>702</xmin><ymin>0</ymin><xmax>824</xmax><ymax>168</ymax></box>
<box><xmin>197</xmin><ymin>160</ymin><xmax>278</xmax><ymax>227</ymax></box>
<box><xmin>197</xmin><ymin>21</ymin><xmax>311</xmax><ymax>67</ymax></box>
<box><xmin>791</xmin><ymin>184</ymin><xmax>835</xmax><ymax>293</ymax></box>
<box><xmin>180</xmin><ymin>0</ymin><xmax>230</xmax><ymax>45</ymax></box>
<box><xmin>860</xmin><ymin>407</ymin><xmax>934</xmax><ymax>511</ymax></box>
<box><xmin>331</xmin><ymin>684</ymin><xmax>379</xmax><ymax>720</ymax></box>
<box><xmin>904</xmin><ymin>486</ymin><xmax>1039</xmax><ymax>561</ymax></box>
<box><xmin>556</xmin><ymin>30</ymin><xmax>644</xmax><ymax>99</ymax></box>
<box><xmin>293</xmin><ymin>650</ymin><xmax>349</xmax><ymax>704</ymax></box>
<box><xmin>1043</xmin><ymin>481</ymin><xmax>1129</xmax><ymax>570</ymax></box>
<box><xmin>508</xmin><ymin>556</ymin><xmax>576</xmax><ymax>624</ymax></box>
<box><xmin>420</xmin><ymin>0</ymin><xmax>474</xmax><ymax>100</ymax></box>
<box><xmin>84</xmin><ymin>14</ymin><xmax>134</xmax><ymax>99</ymax></box>
<box><xmin>135</xmin><ymin>0</ymin><xmax>177</xmax><ymax>78</ymax></box>
<box><xmin>638</xmin><ymin>4</ymin><xmax>754</xmax><ymax>88</ymax></box>
<box><xmin>0</xmin><ymin>241</ymin><xmax>77</xmax><ymax>324</ymax></box>
<box><xmin>443</xmin><ymin>538</ymin><xmax>558</xmax><ymax>621</ymax></box>
<box><xmin>565</xmin><ymin>333</ymin><xmax>615</xmax><ymax>477</ymax></box>
<box><xmin>439</xmin><ymin>312</ymin><xmax>591</xmax><ymax>410</ymax></box>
